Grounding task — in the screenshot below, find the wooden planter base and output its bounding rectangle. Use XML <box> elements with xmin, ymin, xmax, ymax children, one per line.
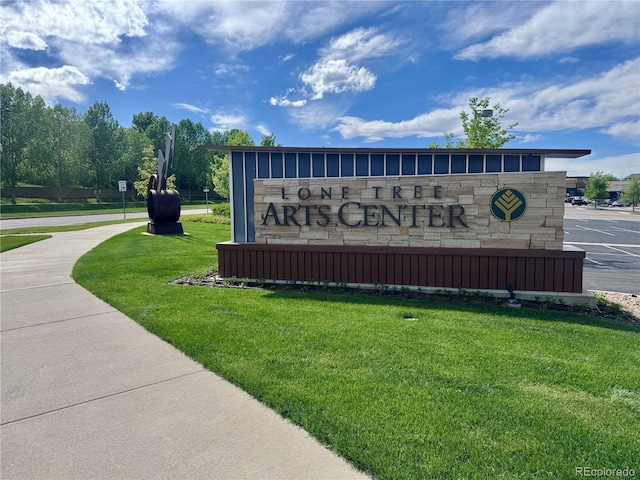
<box><xmin>216</xmin><ymin>242</ymin><xmax>585</xmax><ymax>294</ymax></box>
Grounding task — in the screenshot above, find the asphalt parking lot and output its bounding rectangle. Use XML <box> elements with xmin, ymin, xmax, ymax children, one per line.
<box><xmin>563</xmin><ymin>206</ymin><xmax>640</xmax><ymax>295</ymax></box>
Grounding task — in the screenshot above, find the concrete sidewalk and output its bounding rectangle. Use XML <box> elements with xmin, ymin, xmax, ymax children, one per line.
<box><xmin>1</xmin><ymin>224</ymin><xmax>369</xmax><ymax>480</ymax></box>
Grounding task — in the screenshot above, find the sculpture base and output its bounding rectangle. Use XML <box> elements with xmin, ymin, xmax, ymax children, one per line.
<box><xmin>147</xmin><ymin>221</ymin><xmax>184</xmax><ymax>235</ymax></box>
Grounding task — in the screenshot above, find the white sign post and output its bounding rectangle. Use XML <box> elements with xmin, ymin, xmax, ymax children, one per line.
<box><xmin>118</xmin><ymin>180</ymin><xmax>127</xmax><ymax>219</ymax></box>
<box><xmin>203</xmin><ymin>187</ymin><xmax>210</xmax><ymax>213</ymax></box>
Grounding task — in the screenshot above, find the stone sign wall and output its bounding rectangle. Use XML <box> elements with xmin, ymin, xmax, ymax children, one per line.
<box><xmin>254</xmin><ymin>172</ymin><xmax>566</xmax><ymax>250</ymax></box>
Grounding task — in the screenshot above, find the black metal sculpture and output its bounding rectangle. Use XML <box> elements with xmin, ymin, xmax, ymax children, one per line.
<box><xmin>146</xmin><ymin>123</ymin><xmax>184</xmax><ymax>235</ymax></box>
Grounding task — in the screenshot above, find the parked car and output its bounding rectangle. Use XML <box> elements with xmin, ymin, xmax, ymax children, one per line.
<box><xmin>571</xmin><ymin>197</ymin><xmax>588</xmax><ymax>206</ymax></box>
<box><xmin>611</xmin><ymin>201</ymin><xmax>630</xmax><ymax>207</ymax></box>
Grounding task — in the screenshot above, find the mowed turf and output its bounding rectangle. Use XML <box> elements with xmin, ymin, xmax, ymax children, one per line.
<box><xmin>73</xmin><ymin>223</ymin><xmax>640</xmax><ymax>479</ymax></box>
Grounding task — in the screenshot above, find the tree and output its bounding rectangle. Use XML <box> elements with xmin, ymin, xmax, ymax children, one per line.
<box><xmin>40</xmin><ymin>105</ymin><xmax>89</xmax><ymax>201</ymax></box>
<box><xmin>210</xmin><ymin>129</ymin><xmax>255</xmax><ymax>200</ymax></box>
<box><xmin>584</xmin><ymin>171</ymin><xmax>611</xmax><ymax>207</ymax></box>
<box><xmin>620</xmin><ymin>177</ymin><xmax>640</xmax><ymax>212</ymax></box>
<box><xmin>134</xmin><ymin>145</ymin><xmax>175</xmax><ymax>198</ymax></box>
<box><xmin>173</xmin><ymin>119</ymin><xmax>212</xmax><ymax>199</ymax></box>
<box><xmin>0</xmin><ymin>83</ymin><xmax>47</xmax><ymax>204</ymax></box>
<box><xmin>131</xmin><ymin>112</ymin><xmax>171</xmax><ymax>153</ymax></box>
<box><xmin>260</xmin><ymin>133</ymin><xmax>281</xmax><ymax>147</ymax></box>
<box><xmin>119</xmin><ymin>128</ymin><xmax>154</xmax><ymax>200</ymax></box>
<box><xmin>431</xmin><ymin>97</ymin><xmax>517</xmax><ymax>148</ymax></box>
<box><xmin>83</xmin><ymin>101</ymin><xmax>124</xmax><ymax>201</ymax></box>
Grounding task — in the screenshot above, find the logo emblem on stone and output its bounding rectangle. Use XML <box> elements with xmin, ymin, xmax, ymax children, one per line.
<box><xmin>491</xmin><ymin>188</ymin><xmax>526</xmax><ymax>222</ymax></box>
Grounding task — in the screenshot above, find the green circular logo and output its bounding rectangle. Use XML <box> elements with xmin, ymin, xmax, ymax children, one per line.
<box><xmin>491</xmin><ymin>188</ymin><xmax>527</xmax><ymax>222</ymax></box>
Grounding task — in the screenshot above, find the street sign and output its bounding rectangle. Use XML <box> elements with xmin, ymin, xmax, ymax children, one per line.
<box><xmin>203</xmin><ymin>188</ymin><xmax>210</xmax><ymax>193</ymax></box>
<box><xmin>118</xmin><ymin>180</ymin><xmax>127</xmax><ymax>192</ymax></box>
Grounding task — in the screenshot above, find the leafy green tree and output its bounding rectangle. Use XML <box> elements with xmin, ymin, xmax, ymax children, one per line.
<box><xmin>119</xmin><ymin>128</ymin><xmax>154</xmax><ymax>199</ymax></box>
<box><xmin>210</xmin><ymin>129</ymin><xmax>255</xmax><ymax>200</ymax></box>
<box><xmin>40</xmin><ymin>105</ymin><xmax>89</xmax><ymax>201</ymax></box>
<box><xmin>131</xmin><ymin>112</ymin><xmax>171</xmax><ymax>153</ymax></box>
<box><xmin>584</xmin><ymin>171</ymin><xmax>611</xmax><ymax>207</ymax></box>
<box><xmin>432</xmin><ymin>97</ymin><xmax>517</xmax><ymax>148</ymax></box>
<box><xmin>174</xmin><ymin>119</ymin><xmax>212</xmax><ymax>199</ymax></box>
<box><xmin>260</xmin><ymin>133</ymin><xmax>281</xmax><ymax>147</ymax></box>
<box><xmin>620</xmin><ymin>176</ymin><xmax>640</xmax><ymax>212</ymax></box>
<box><xmin>83</xmin><ymin>101</ymin><xmax>124</xmax><ymax>201</ymax></box>
<box><xmin>134</xmin><ymin>145</ymin><xmax>175</xmax><ymax>198</ymax></box>
<box><xmin>0</xmin><ymin>83</ymin><xmax>47</xmax><ymax>204</ymax></box>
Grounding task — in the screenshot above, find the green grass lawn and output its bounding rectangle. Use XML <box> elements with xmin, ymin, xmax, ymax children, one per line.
<box><xmin>0</xmin><ymin>234</ymin><xmax>52</xmax><ymax>252</ymax></box>
<box><xmin>73</xmin><ymin>223</ymin><xmax>640</xmax><ymax>479</ymax></box>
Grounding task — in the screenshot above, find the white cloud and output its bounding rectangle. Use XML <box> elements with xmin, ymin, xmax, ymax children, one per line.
<box><xmin>288</xmin><ymin>101</ymin><xmax>351</xmax><ymax>130</ymax></box>
<box><xmin>601</xmin><ymin>121</ymin><xmax>640</xmax><ymax>139</ymax></box>
<box><xmin>173</xmin><ymin>103</ymin><xmax>209</xmax><ymax>114</ymax></box>
<box><xmin>300</xmin><ymin>59</ymin><xmax>376</xmax><ymax>100</ymax></box>
<box><xmin>546</xmin><ymin>152</ymin><xmax>640</xmax><ymax>179</ymax></box>
<box><xmin>5</xmin><ymin>31</ymin><xmax>48</xmax><ymax>50</ymax></box>
<box><xmin>335</xmin><ymin>58</ymin><xmax>640</xmax><ymax>142</ymax></box>
<box><xmin>335</xmin><ymin>108</ymin><xmax>460</xmax><ymax>142</ymax></box>
<box><xmin>210</xmin><ymin>111</ymin><xmax>248</xmax><ymax>130</ymax></box>
<box><xmin>269</xmin><ymin>96</ymin><xmax>307</xmax><ymax>107</ymax></box>
<box><xmin>1</xmin><ymin>0</ymin><xmax>148</xmax><ymax>46</ymax></box>
<box><xmin>1</xmin><ymin>65</ymin><xmax>90</xmax><ymax>104</ymax></box>
<box><xmin>455</xmin><ymin>1</ymin><xmax>640</xmax><ymax>60</ymax></box>
<box><xmin>255</xmin><ymin>123</ymin><xmax>271</xmax><ymax>137</ymax></box>
<box><xmin>156</xmin><ymin>1</ymin><xmax>385</xmax><ymax>52</ymax></box>
<box><xmin>521</xmin><ymin>134</ymin><xmax>543</xmax><ymax>143</ymax></box>
<box><xmin>319</xmin><ymin>27</ymin><xmax>404</xmax><ymax>62</ymax></box>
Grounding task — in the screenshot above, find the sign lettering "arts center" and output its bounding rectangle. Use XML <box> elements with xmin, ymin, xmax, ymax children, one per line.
<box><xmin>261</xmin><ymin>185</ymin><xmax>468</xmax><ymax>228</ymax></box>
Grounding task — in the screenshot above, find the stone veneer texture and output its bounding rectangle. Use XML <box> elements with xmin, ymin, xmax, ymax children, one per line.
<box><xmin>253</xmin><ymin>172</ymin><xmax>566</xmax><ymax>250</ymax></box>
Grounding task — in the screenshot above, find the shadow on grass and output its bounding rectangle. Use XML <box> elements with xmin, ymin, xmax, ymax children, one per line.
<box><xmin>253</xmin><ymin>285</ymin><xmax>640</xmax><ymax>334</ymax></box>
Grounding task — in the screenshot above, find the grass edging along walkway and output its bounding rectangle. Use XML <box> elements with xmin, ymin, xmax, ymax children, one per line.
<box><xmin>73</xmin><ymin>223</ymin><xmax>640</xmax><ymax>480</ymax></box>
<box><xmin>0</xmin><ymin>234</ymin><xmax>51</xmax><ymax>252</ymax></box>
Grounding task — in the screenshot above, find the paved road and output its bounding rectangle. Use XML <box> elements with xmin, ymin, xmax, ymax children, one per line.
<box><xmin>563</xmin><ymin>206</ymin><xmax>640</xmax><ymax>295</ymax></box>
<box><xmin>0</xmin><ymin>208</ymin><xmax>209</xmax><ymax>229</ymax></box>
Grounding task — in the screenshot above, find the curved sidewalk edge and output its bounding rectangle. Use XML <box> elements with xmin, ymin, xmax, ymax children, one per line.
<box><xmin>1</xmin><ymin>223</ymin><xmax>369</xmax><ymax>480</ymax></box>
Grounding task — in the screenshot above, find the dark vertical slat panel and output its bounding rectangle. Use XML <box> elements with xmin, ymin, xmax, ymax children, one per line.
<box><xmin>452</xmin><ymin>256</ymin><xmax>462</xmax><ymax>288</ymax></box>
<box><xmin>411</xmin><ymin>254</ymin><xmax>420</xmax><ymax>285</ymax></box>
<box><xmin>534</xmin><ymin>258</ymin><xmax>545</xmax><ymax>290</ymax></box>
<box><xmin>218</xmin><ymin>248</ymin><xmax>227</xmax><ymax>276</ymax></box>
<box><xmin>237</xmin><ymin>250</ymin><xmax>245</xmax><ymax>278</ymax></box>
<box><xmin>256</xmin><ymin>250</ymin><xmax>264</xmax><ymax>279</ymax></box>
<box><xmin>311</xmin><ymin>252</ymin><xmax>319</xmax><ymax>281</ymax></box>
<box><xmin>525</xmin><ymin>258</ymin><xmax>535</xmax><ymax>290</ymax></box>
<box><xmin>402</xmin><ymin>255</ymin><xmax>412</xmax><ymax>285</ymax></box>
<box><xmin>442</xmin><ymin>256</ymin><xmax>453</xmax><ymax>287</ymax></box>
<box><xmin>370</xmin><ymin>253</ymin><xmax>379</xmax><ymax>283</ymax></box>
<box><xmin>377</xmin><ymin>253</ymin><xmax>389</xmax><ymax>283</ymax></box>
<box><xmin>341</xmin><ymin>253</ymin><xmax>349</xmax><ymax>281</ymax></box>
<box><xmin>497</xmin><ymin>257</ymin><xmax>507</xmax><ymax>290</ymax></box>
<box><xmin>318</xmin><ymin>252</ymin><xmax>327</xmax><ymax>282</ymax></box>
<box><xmin>428</xmin><ymin>255</ymin><xmax>437</xmax><ymax>286</ymax></box>
<box><xmin>563</xmin><ymin>259</ymin><xmax>574</xmax><ymax>293</ymax></box>
<box><xmin>334</xmin><ymin>253</ymin><xmax>342</xmax><ymax>283</ymax></box>
<box><xmin>249</xmin><ymin>251</ymin><xmax>257</xmax><ymax>279</ymax></box>
<box><xmin>506</xmin><ymin>257</ymin><xmax>517</xmax><ymax>289</ymax></box>
<box><xmin>487</xmin><ymin>257</ymin><xmax>498</xmax><ymax>289</ymax></box>
<box><xmin>478</xmin><ymin>257</ymin><xmax>489</xmax><ymax>288</ymax></box>
<box><xmin>435</xmin><ymin>256</ymin><xmax>444</xmax><ymax>286</ymax></box>
<box><xmin>326</xmin><ymin>252</ymin><xmax>334</xmax><ymax>282</ymax></box>
<box><xmin>515</xmin><ymin>258</ymin><xmax>526</xmax><ymax>290</ymax></box>
<box><xmin>418</xmin><ymin>255</ymin><xmax>427</xmax><ymax>286</ymax></box>
<box><xmin>355</xmin><ymin>253</ymin><xmax>364</xmax><ymax>283</ymax></box>
<box><xmin>387</xmin><ymin>254</ymin><xmax>396</xmax><ymax>284</ymax></box>
<box><xmin>348</xmin><ymin>253</ymin><xmax>357</xmax><ymax>283</ymax></box>
<box><xmin>270</xmin><ymin>251</ymin><xmax>278</xmax><ymax>279</ymax></box>
<box><xmin>573</xmin><ymin>259</ymin><xmax>583</xmax><ymax>293</ymax></box>
<box><xmin>460</xmin><ymin>256</ymin><xmax>470</xmax><ymax>288</ymax></box>
<box><xmin>469</xmin><ymin>256</ymin><xmax>479</xmax><ymax>288</ymax></box>
<box><xmin>554</xmin><ymin>259</ymin><xmax>564</xmax><ymax>292</ymax></box>
<box><xmin>363</xmin><ymin>254</ymin><xmax>372</xmax><ymax>283</ymax></box>
<box><xmin>543</xmin><ymin>258</ymin><xmax>554</xmax><ymax>291</ymax></box>
<box><xmin>290</xmin><ymin>251</ymin><xmax>298</xmax><ymax>281</ymax></box>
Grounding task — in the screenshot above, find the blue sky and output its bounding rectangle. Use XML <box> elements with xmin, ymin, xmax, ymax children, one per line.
<box><xmin>1</xmin><ymin>0</ymin><xmax>639</xmax><ymax>178</ymax></box>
